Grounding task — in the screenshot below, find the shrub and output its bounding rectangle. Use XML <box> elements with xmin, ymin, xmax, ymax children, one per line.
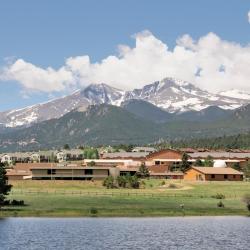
<box><xmin>11</xmin><ymin>200</ymin><xmax>24</xmax><ymax>206</ymax></box>
<box><xmin>103</xmin><ymin>176</ymin><xmax>116</xmax><ymax>189</ymax></box>
<box><xmin>127</xmin><ymin>175</ymin><xmax>140</xmax><ymax>189</ymax></box>
<box><xmin>168</xmin><ymin>183</ymin><xmax>177</xmax><ymax>189</ymax></box>
<box><xmin>161</xmin><ymin>180</ymin><xmax>166</xmax><ymax>186</ymax></box>
<box><xmin>116</xmin><ymin>176</ymin><xmax>127</xmax><ymax>188</ymax></box>
<box><xmin>212</xmin><ymin>193</ymin><xmax>225</xmax><ymax>199</ymax></box>
<box><xmin>89</xmin><ymin>208</ymin><xmax>98</xmax><ymax>215</ymax></box>
<box><xmin>217</xmin><ymin>201</ymin><xmax>224</xmax><ymax>208</ymax></box>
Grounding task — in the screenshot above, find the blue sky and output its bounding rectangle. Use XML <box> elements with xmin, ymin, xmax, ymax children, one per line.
<box><xmin>0</xmin><ymin>0</ymin><xmax>249</xmax><ymax>111</ymax></box>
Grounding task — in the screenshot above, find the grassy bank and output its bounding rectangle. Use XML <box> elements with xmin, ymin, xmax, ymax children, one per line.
<box><xmin>1</xmin><ymin>180</ymin><xmax>250</xmax><ymax>217</ymax></box>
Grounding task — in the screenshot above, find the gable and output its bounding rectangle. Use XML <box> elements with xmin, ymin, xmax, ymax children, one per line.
<box><xmin>147</xmin><ymin>149</ymin><xmax>183</xmax><ymax>160</ymax></box>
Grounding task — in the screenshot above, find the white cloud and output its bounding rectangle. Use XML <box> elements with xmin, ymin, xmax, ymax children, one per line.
<box><xmin>1</xmin><ymin>30</ymin><xmax>250</xmax><ymax>93</ymax></box>
<box><xmin>248</xmin><ymin>11</ymin><xmax>250</xmax><ymax>23</ymax></box>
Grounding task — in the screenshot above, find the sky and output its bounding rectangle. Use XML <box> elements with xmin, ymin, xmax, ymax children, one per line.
<box><xmin>0</xmin><ymin>0</ymin><xmax>250</xmax><ymax>111</ymax></box>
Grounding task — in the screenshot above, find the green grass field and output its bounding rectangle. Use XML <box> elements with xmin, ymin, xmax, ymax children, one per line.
<box><xmin>1</xmin><ymin>179</ymin><xmax>250</xmax><ymax>217</ymax></box>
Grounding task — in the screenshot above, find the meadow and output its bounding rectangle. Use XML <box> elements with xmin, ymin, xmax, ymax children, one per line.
<box><xmin>1</xmin><ymin>179</ymin><xmax>250</xmax><ymax>217</ymax></box>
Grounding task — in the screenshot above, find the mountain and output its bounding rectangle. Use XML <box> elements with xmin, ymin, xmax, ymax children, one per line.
<box><xmin>0</xmin><ymin>84</ymin><xmax>125</xmax><ymax>128</ymax></box>
<box><xmin>1</xmin><ymin>103</ymin><xmax>250</xmax><ymax>152</ymax></box>
<box><xmin>0</xmin><ymin>77</ymin><xmax>249</xmax><ymax>128</ymax></box>
<box><xmin>125</xmin><ymin>78</ymin><xmax>248</xmax><ymax>113</ymax></box>
<box><xmin>0</xmin><ymin>104</ymin><xmax>164</xmax><ymax>152</ymax></box>
<box><xmin>174</xmin><ymin>106</ymin><xmax>233</xmax><ymax>122</ymax></box>
<box><xmin>121</xmin><ymin>99</ymin><xmax>173</xmax><ymax>123</ymax></box>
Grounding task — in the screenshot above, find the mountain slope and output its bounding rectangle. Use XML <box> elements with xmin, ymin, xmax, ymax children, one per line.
<box><xmin>121</xmin><ymin>99</ymin><xmax>173</xmax><ymax>123</ymax></box>
<box><xmin>174</xmin><ymin>106</ymin><xmax>233</xmax><ymax>122</ymax></box>
<box><xmin>0</xmin><ymin>77</ymin><xmax>249</xmax><ymax>128</ymax></box>
<box><xmin>1</xmin><ymin>103</ymin><xmax>250</xmax><ymax>152</ymax></box>
<box><xmin>0</xmin><ymin>104</ymin><xmax>163</xmax><ymax>152</ymax></box>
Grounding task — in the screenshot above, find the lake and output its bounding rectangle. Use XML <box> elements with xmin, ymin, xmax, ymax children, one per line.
<box><xmin>0</xmin><ymin>217</ymin><xmax>249</xmax><ymax>250</ymax></box>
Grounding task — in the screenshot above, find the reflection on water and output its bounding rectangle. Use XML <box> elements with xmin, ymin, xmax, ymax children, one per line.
<box><xmin>0</xmin><ymin>217</ymin><xmax>249</xmax><ymax>250</ymax></box>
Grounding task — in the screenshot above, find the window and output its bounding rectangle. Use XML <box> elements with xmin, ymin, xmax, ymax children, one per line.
<box><xmin>224</xmin><ymin>174</ymin><xmax>228</xmax><ymax>179</ymax></box>
<box><xmin>155</xmin><ymin>161</ymin><xmax>160</xmax><ymax>165</ymax></box>
<box><xmin>47</xmin><ymin>169</ymin><xmax>56</xmax><ymax>175</ymax></box>
<box><xmin>85</xmin><ymin>169</ymin><xmax>93</xmax><ymax>175</ymax></box>
<box><xmin>233</xmin><ymin>175</ymin><xmax>236</xmax><ymax>179</ymax></box>
<box><xmin>211</xmin><ymin>174</ymin><xmax>215</xmax><ymax>179</ymax></box>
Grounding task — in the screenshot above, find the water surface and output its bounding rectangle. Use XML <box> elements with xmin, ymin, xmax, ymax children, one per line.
<box><xmin>0</xmin><ymin>217</ymin><xmax>249</xmax><ymax>250</ymax></box>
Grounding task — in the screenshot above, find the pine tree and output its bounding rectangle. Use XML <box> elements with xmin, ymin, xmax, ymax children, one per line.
<box><xmin>137</xmin><ymin>163</ymin><xmax>150</xmax><ymax>178</ymax></box>
<box><xmin>0</xmin><ymin>163</ymin><xmax>12</xmax><ymax>208</ymax></box>
<box><xmin>180</xmin><ymin>153</ymin><xmax>191</xmax><ymax>172</ymax></box>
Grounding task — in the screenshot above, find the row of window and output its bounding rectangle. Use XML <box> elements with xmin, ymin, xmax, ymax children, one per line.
<box><xmin>47</xmin><ymin>169</ymin><xmax>93</xmax><ymax>175</ymax></box>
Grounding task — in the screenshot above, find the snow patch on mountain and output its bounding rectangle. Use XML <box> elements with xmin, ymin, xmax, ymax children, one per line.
<box><xmin>219</xmin><ymin>89</ymin><xmax>250</xmax><ymax>100</ymax></box>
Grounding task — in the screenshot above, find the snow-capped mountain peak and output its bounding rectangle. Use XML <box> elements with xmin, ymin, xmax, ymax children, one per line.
<box><xmin>0</xmin><ymin>77</ymin><xmax>249</xmax><ymax>127</ymax></box>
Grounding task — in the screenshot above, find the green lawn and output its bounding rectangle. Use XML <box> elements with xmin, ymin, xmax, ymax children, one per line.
<box><xmin>1</xmin><ymin>180</ymin><xmax>250</xmax><ymax>217</ymax></box>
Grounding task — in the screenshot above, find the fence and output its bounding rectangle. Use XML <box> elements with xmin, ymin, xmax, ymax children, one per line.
<box><xmin>10</xmin><ymin>189</ymin><xmax>241</xmax><ymax>199</ymax></box>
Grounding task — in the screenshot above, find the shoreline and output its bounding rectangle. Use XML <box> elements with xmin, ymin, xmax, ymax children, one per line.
<box><xmin>1</xmin><ymin>209</ymin><xmax>249</xmax><ymax>218</ymax></box>
<box><xmin>1</xmin><ymin>215</ymin><xmax>250</xmax><ymax>219</ymax></box>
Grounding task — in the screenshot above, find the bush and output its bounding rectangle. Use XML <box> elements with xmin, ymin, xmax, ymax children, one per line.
<box><xmin>103</xmin><ymin>175</ymin><xmax>140</xmax><ymax>189</ymax></box>
<box><xmin>103</xmin><ymin>176</ymin><xmax>116</xmax><ymax>189</ymax></box>
<box><xmin>168</xmin><ymin>183</ymin><xmax>177</xmax><ymax>189</ymax></box>
<box><xmin>217</xmin><ymin>201</ymin><xmax>225</xmax><ymax>208</ymax></box>
<box><xmin>161</xmin><ymin>180</ymin><xmax>166</xmax><ymax>186</ymax></box>
<box><xmin>212</xmin><ymin>193</ymin><xmax>225</xmax><ymax>199</ymax></box>
<box><xmin>116</xmin><ymin>176</ymin><xmax>127</xmax><ymax>188</ymax></box>
<box><xmin>89</xmin><ymin>208</ymin><xmax>98</xmax><ymax>215</ymax></box>
<box><xmin>11</xmin><ymin>200</ymin><xmax>24</xmax><ymax>206</ymax></box>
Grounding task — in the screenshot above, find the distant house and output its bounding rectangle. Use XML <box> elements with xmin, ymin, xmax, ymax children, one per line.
<box><xmin>1</xmin><ymin>154</ymin><xmax>12</xmax><ymax>165</ymax></box>
<box><xmin>0</xmin><ymin>152</ymin><xmax>31</xmax><ymax>165</ymax></box>
<box><xmin>29</xmin><ymin>152</ymin><xmax>41</xmax><ymax>163</ymax></box>
<box><xmin>184</xmin><ymin>166</ymin><xmax>243</xmax><ymax>181</ymax></box>
<box><xmin>132</xmin><ymin>147</ymin><xmax>156</xmax><ymax>153</ymax></box>
<box><xmin>102</xmin><ymin>152</ymin><xmax>149</xmax><ymax>160</ymax></box>
<box><xmin>56</xmin><ymin>149</ymin><xmax>84</xmax><ymax>162</ymax></box>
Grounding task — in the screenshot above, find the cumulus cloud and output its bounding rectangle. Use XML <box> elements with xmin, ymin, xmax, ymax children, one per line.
<box><xmin>1</xmin><ymin>30</ymin><xmax>250</xmax><ymax>93</ymax></box>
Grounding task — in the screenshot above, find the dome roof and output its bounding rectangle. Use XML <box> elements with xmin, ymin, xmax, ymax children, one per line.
<box><xmin>213</xmin><ymin>160</ymin><xmax>227</xmax><ymax>168</ymax></box>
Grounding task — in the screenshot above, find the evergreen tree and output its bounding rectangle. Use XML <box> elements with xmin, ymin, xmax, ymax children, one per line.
<box><xmin>194</xmin><ymin>158</ymin><xmax>204</xmax><ymax>166</ymax></box>
<box><xmin>137</xmin><ymin>163</ymin><xmax>150</xmax><ymax>178</ymax></box>
<box><xmin>204</xmin><ymin>155</ymin><xmax>214</xmax><ymax>167</ymax></box>
<box><xmin>180</xmin><ymin>153</ymin><xmax>191</xmax><ymax>172</ymax></box>
<box><xmin>232</xmin><ymin>162</ymin><xmax>241</xmax><ymax>171</ymax></box>
<box><xmin>0</xmin><ymin>163</ymin><xmax>12</xmax><ymax>208</ymax></box>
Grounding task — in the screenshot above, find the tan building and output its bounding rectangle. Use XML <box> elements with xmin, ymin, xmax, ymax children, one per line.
<box><xmin>6</xmin><ymin>163</ymin><xmax>33</xmax><ymax>180</ymax></box>
<box><xmin>184</xmin><ymin>166</ymin><xmax>243</xmax><ymax>181</ymax></box>
<box><xmin>30</xmin><ymin>162</ymin><xmax>137</xmax><ymax>180</ymax></box>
